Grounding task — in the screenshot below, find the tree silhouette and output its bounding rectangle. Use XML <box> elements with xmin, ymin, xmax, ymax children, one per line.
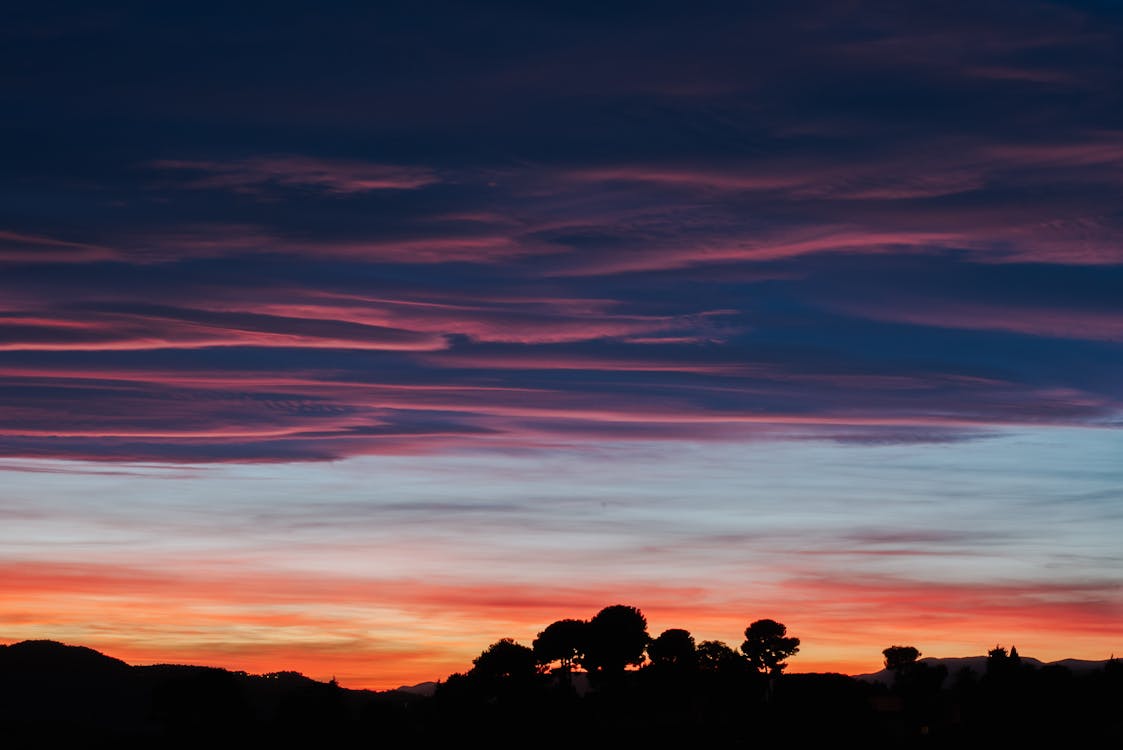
<box><xmin>647</xmin><ymin>628</ymin><xmax>697</xmax><ymax>669</ymax></box>
<box><xmin>696</xmin><ymin>640</ymin><xmax>744</xmax><ymax>673</ymax></box>
<box><xmin>469</xmin><ymin>638</ymin><xmax>539</xmax><ymax>684</ymax></box>
<box><xmin>741</xmin><ymin>619</ymin><xmax>800</xmax><ymax>676</ymax></box>
<box><xmin>986</xmin><ymin>644</ymin><xmax>1009</xmax><ymax>673</ymax></box>
<box><xmin>986</xmin><ymin>643</ymin><xmax>1026</xmax><ymax>684</ymax></box>
<box><xmin>883</xmin><ymin>645</ymin><xmax>921</xmax><ymax>673</ymax></box>
<box><xmin>579</xmin><ymin>604</ymin><xmax>650</xmax><ymax>677</ymax></box>
<box><xmin>533</xmin><ymin>619</ymin><xmax>587</xmax><ymax>674</ymax></box>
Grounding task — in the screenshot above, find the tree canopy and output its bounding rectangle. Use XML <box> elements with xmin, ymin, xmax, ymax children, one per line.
<box><xmin>882</xmin><ymin>645</ymin><xmax>921</xmax><ymax>672</ymax></box>
<box><xmin>647</xmin><ymin>628</ymin><xmax>697</xmax><ymax>669</ymax></box>
<box><xmin>469</xmin><ymin>638</ymin><xmax>538</xmax><ymax>683</ymax></box>
<box><xmin>532</xmin><ymin>619</ymin><xmax>587</xmax><ymax>671</ymax></box>
<box><xmin>741</xmin><ymin>619</ymin><xmax>800</xmax><ymax>676</ymax></box>
<box><xmin>579</xmin><ymin>604</ymin><xmax>650</xmax><ymax>676</ymax></box>
<box><xmin>696</xmin><ymin>640</ymin><xmax>744</xmax><ymax>673</ymax></box>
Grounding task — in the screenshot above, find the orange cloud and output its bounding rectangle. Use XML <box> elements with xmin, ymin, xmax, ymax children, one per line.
<box><xmin>3</xmin><ymin>560</ymin><xmax>1118</xmax><ymax>689</ymax></box>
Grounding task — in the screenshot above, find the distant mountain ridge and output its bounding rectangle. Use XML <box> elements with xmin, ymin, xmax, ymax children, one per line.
<box><xmin>854</xmin><ymin>654</ymin><xmax>1116</xmax><ymax>684</ymax></box>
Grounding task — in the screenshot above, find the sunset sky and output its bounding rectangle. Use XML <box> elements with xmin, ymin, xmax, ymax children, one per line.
<box><xmin>2</xmin><ymin>1</ymin><xmax>1121</xmax><ymax>690</ymax></box>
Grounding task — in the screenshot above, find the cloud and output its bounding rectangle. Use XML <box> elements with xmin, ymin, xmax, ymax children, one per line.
<box><xmin>4</xmin><ymin>558</ymin><xmax>1120</xmax><ymax>687</ymax></box>
<box><xmin>782</xmin><ymin>572</ymin><xmax>1123</xmax><ymax>637</ymax></box>
<box><xmin>102</xmin><ymin>222</ymin><xmax>542</xmax><ymax>264</ymax></box>
<box><xmin>150</xmin><ymin>156</ymin><xmax>439</xmax><ymax>195</ymax></box>
<box><xmin>0</xmin><ymin>347</ymin><xmax>1111</xmax><ymax>462</ymax></box>
<box><xmin>0</xmin><ymin>0</ymin><xmax>1118</xmax><ymax>466</ymax></box>
<box><xmin>0</xmin><ymin>243</ymin><xmax>1117</xmax><ymax>462</ymax></box>
<box><xmin>243</xmin><ymin>291</ymin><xmax>738</xmax><ymax>345</ymax></box>
<box><xmin>832</xmin><ymin>299</ymin><xmax>1123</xmax><ymax>343</ymax></box>
<box><xmin>809</xmin><ymin>258</ymin><xmax>1123</xmax><ymax>341</ymax></box>
<box><xmin>565</xmin><ymin>162</ymin><xmax>987</xmax><ymax>201</ymax></box>
<box><xmin>0</xmin><ymin>306</ymin><xmax>448</xmax><ymax>351</ymax></box>
<box><xmin>0</xmin><ymin>230</ymin><xmax>117</xmax><ymax>264</ymax></box>
<box><xmin>545</xmin><ymin>226</ymin><xmax>968</xmax><ymax>276</ymax></box>
<box><xmin>0</xmin><ymin>559</ymin><xmax>714</xmax><ymax>687</ymax></box>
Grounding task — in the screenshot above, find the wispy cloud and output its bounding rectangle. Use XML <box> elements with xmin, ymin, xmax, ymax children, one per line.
<box><xmin>0</xmin><ymin>230</ymin><xmax>117</xmax><ymax>264</ymax></box>
<box><xmin>831</xmin><ymin>299</ymin><xmax>1123</xmax><ymax>343</ymax></box>
<box><xmin>150</xmin><ymin>155</ymin><xmax>439</xmax><ymax>195</ymax></box>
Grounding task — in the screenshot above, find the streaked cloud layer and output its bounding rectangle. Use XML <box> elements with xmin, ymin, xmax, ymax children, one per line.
<box><xmin>1</xmin><ymin>0</ymin><xmax>1121</xmax><ymax>687</ymax></box>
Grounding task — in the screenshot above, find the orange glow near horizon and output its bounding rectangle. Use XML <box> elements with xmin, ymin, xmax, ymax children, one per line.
<box><xmin>3</xmin><ymin>559</ymin><xmax>1119</xmax><ymax>690</ymax></box>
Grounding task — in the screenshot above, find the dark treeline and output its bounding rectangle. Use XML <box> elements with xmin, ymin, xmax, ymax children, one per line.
<box><xmin>2</xmin><ymin>605</ymin><xmax>1121</xmax><ymax>748</ymax></box>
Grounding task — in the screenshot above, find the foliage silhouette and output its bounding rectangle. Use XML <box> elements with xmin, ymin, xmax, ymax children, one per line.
<box><xmin>883</xmin><ymin>644</ymin><xmax>921</xmax><ymax>672</ymax></box>
<box><xmin>696</xmin><ymin>639</ymin><xmax>745</xmax><ymax>674</ymax></box>
<box><xmin>741</xmin><ymin>618</ymin><xmax>800</xmax><ymax>675</ymax></box>
<box><xmin>533</xmin><ymin>618</ymin><xmax>587</xmax><ymax>674</ymax></box>
<box><xmin>578</xmin><ymin>604</ymin><xmax>650</xmax><ymax>678</ymax></box>
<box><xmin>647</xmin><ymin>628</ymin><xmax>697</xmax><ymax>670</ymax></box>
<box><xmin>465</xmin><ymin>637</ymin><xmax>542</xmax><ymax>705</ymax></box>
<box><xmin>470</xmin><ymin>638</ymin><xmax>539</xmax><ymax>682</ymax></box>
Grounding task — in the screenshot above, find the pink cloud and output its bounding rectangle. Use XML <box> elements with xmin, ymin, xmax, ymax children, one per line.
<box><xmin>831</xmin><ymin>297</ymin><xmax>1123</xmax><ymax>342</ymax></box>
<box><xmin>568</xmin><ymin>165</ymin><xmax>809</xmax><ymax>192</ymax></box>
<box><xmin>151</xmin><ymin>155</ymin><xmax>439</xmax><ymax>194</ymax></box>
<box><xmin>567</xmin><ymin>164</ymin><xmax>986</xmax><ymax>201</ymax></box>
<box><xmin>0</xmin><ymin>272</ymin><xmax>739</xmax><ymax>352</ymax></box>
<box><xmin>0</xmin><ymin>336</ymin><xmax>1109</xmax><ymax>463</ymax></box>
<box><xmin>545</xmin><ymin>130</ymin><xmax>1123</xmax><ymax>268</ymax></box>
<box><xmin>244</xmin><ymin>291</ymin><xmax>737</xmax><ymax>345</ymax></box>
<box><xmin>419</xmin><ymin>350</ymin><xmax>765</xmax><ymax>374</ymax></box>
<box><xmin>120</xmin><ymin>223</ymin><xmax>541</xmax><ymax>263</ymax></box>
<box><xmin>985</xmin><ymin>136</ymin><xmax>1123</xmax><ymax>169</ymax></box>
<box><xmin>0</xmin><ymin>230</ymin><xmax>117</xmax><ymax>263</ymax></box>
<box><xmin>552</xmin><ymin>226</ymin><xmax>966</xmax><ymax>275</ymax></box>
<box><xmin>0</xmin><ymin>307</ymin><xmax>448</xmax><ymax>352</ymax></box>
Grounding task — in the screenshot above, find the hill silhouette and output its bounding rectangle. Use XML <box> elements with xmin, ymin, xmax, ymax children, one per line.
<box><xmin>0</xmin><ymin>640</ymin><xmax>419</xmax><ymax>748</ymax></box>
<box><xmin>0</xmin><ymin>639</ymin><xmax>130</xmax><ymax>672</ymax></box>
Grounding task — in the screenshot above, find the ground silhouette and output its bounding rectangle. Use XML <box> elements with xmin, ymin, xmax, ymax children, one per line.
<box><xmin>3</xmin><ymin>609</ymin><xmax>1121</xmax><ymax>748</ymax></box>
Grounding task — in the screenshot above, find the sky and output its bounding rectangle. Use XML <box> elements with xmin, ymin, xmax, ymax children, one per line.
<box><xmin>1</xmin><ymin>0</ymin><xmax>1121</xmax><ymax>690</ymax></box>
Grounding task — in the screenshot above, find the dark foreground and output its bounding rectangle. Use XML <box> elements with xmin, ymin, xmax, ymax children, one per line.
<box><xmin>1</xmin><ymin>640</ymin><xmax>1120</xmax><ymax>748</ymax></box>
